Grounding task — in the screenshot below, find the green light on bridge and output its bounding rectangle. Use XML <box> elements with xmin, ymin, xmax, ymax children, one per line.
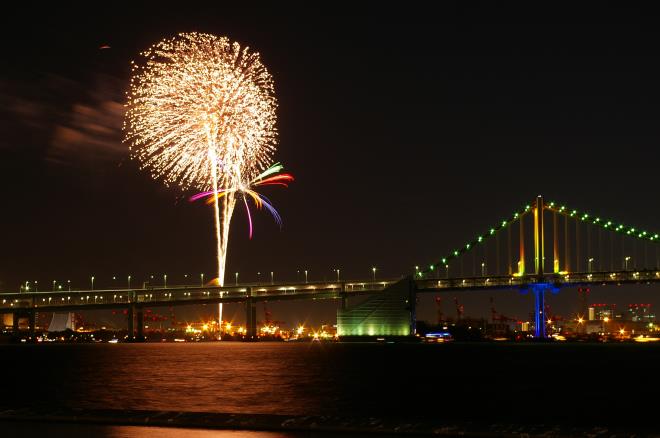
<box><xmin>489</xmin><ymin>228</ymin><xmax>495</xmax><ymax>235</ymax></box>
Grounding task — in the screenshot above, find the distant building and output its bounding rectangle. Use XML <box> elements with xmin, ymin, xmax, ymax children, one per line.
<box><xmin>589</xmin><ymin>303</ymin><xmax>616</xmax><ymax>321</ymax></box>
<box><xmin>627</xmin><ymin>304</ymin><xmax>655</xmax><ymax>322</ymax></box>
<box><xmin>337</xmin><ymin>279</ymin><xmax>414</xmax><ymax>337</ymax></box>
<box><xmin>48</xmin><ymin>312</ymin><xmax>75</xmax><ymax>332</ymax></box>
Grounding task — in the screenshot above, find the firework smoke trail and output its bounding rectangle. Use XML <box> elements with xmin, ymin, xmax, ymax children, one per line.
<box><xmin>124</xmin><ymin>33</ymin><xmax>278</xmax><ymax>324</ymax></box>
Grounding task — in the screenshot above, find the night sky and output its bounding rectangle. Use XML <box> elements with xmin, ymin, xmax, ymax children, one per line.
<box><xmin>1</xmin><ymin>3</ymin><xmax>658</xmax><ymax>326</ymax></box>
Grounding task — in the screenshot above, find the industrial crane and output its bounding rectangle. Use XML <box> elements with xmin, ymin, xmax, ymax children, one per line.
<box><xmin>489</xmin><ymin>296</ymin><xmax>517</xmax><ymax>324</ymax></box>
<box><xmin>453</xmin><ymin>296</ymin><xmax>464</xmax><ymax>321</ymax></box>
<box><xmin>435</xmin><ymin>296</ymin><xmax>443</xmax><ymax>324</ymax></box>
<box><xmin>261</xmin><ymin>302</ymin><xmax>285</xmax><ymax>327</ymax></box>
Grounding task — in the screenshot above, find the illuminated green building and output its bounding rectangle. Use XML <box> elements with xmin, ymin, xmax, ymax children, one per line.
<box><xmin>337</xmin><ymin>278</ymin><xmax>415</xmax><ymax>337</ymax></box>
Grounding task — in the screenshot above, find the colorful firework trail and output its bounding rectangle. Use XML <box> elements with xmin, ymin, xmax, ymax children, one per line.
<box><xmin>189</xmin><ymin>163</ymin><xmax>294</xmax><ymax>239</ymax></box>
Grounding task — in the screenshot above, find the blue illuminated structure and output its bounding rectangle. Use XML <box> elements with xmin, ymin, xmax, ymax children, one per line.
<box><xmin>531</xmin><ymin>283</ymin><xmax>560</xmax><ymax>339</ymax></box>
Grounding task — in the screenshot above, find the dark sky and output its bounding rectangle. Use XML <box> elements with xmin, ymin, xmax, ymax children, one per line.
<box><xmin>1</xmin><ymin>3</ymin><xmax>659</xmax><ymax>326</ymax></box>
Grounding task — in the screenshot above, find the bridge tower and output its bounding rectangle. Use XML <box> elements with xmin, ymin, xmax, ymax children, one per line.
<box><xmin>532</xmin><ymin>195</ymin><xmax>548</xmax><ymax>339</ymax></box>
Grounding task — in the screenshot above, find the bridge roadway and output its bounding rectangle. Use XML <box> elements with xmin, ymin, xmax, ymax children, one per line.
<box><xmin>1</xmin><ymin>270</ymin><xmax>658</xmax><ymax>314</ymax></box>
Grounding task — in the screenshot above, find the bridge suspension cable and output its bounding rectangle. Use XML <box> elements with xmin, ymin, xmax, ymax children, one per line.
<box><xmin>419</xmin><ymin>197</ymin><xmax>659</xmax><ymax>281</ymax></box>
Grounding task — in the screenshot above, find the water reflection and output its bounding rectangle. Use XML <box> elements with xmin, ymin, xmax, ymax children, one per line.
<box><xmin>0</xmin><ymin>423</ymin><xmax>296</xmax><ymax>438</ymax></box>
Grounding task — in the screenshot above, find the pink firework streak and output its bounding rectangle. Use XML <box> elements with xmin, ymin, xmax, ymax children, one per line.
<box><xmin>189</xmin><ymin>163</ymin><xmax>294</xmax><ymax>239</ymax></box>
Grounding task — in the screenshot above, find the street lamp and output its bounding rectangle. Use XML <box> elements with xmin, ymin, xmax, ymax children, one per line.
<box><xmin>624</xmin><ymin>256</ymin><xmax>631</xmax><ymax>270</ymax></box>
<box><xmin>34</xmin><ymin>281</ymin><xmax>38</xmax><ymax>292</ymax></box>
<box><xmin>164</xmin><ymin>274</ymin><xmax>167</xmax><ymax>288</ymax></box>
<box><xmin>67</xmin><ymin>280</ymin><xmax>71</xmax><ymax>291</ymax></box>
<box><xmin>304</xmin><ymin>270</ymin><xmax>308</xmax><ymax>283</ymax></box>
<box><xmin>588</xmin><ymin>258</ymin><xmax>594</xmax><ymax>273</ymax></box>
<box><xmin>445</xmin><ymin>264</ymin><xmax>449</xmax><ymax>279</ymax></box>
<box><xmin>127</xmin><ymin>275</ymin><xmax>131</xmax><ymax>289</ymax></box>
<box><xmin>52</xmin><ymin>280</ymin><xmax>56</xmax><ymax>291</ymax></box>
<box><xmin>297</xmin><ymin>270</ymin><xmax>300</xmax><ymax>282</ymax></box>
<box><xmin>335</xmin><ymin>269</ymin><xmax>340</xmax><ymax>282</ymax></box>
<box><xmin>200</xmin><ymin>273</ymin><xmax>204</xmax><ymax>286</ymax></box>
<box><xmin>235</xmin><ymin>272</ymin><xmax>239</xmax><ymax>286</ymax></box>
<box><xmin>91</xmin><ymin>276</ymin><xmax>95</xmax><ymax>291</ymax></box>
<box><xmin>481</xmin><ymin>262</ymin><xmax>486</xmax><ymax>277</ymax></box>
<box><xmin>270</xmin><ymin>271</ymin><xmax>274</xmax><ymax>285</ymax></box>
<box><xmin>257</xmin><ymin>272</ymin><xmax>261</xmax><ymax>284</ymax></box>
<box><xmin>372</xmin><ymin>267</ymin><xmax>376</xmax><ymax>281</ymax></box>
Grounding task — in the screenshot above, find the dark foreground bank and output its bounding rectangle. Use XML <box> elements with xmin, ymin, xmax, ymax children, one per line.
<box><xmin>0</xmin><ymin>407</ymin><xmax>652</xmax><ymax>437</ymax></box>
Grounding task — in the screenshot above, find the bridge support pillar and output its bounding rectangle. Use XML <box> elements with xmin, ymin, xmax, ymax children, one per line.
<box><xmin>408</xmin><ymin>278</ymin><xmax>417</xmax><ymax>336</ymax></box>
<box><xmin>136</xmin><ymin>307</ymin><xmax>144</xmax><ymax>342</ymax></box>
<box><xmin>530</xmin><ymin>283</ymin><xmax>559</xmax><ymax>339</ymax></box>
<box><xmin>127</xmin><ymin>305</ymin><xmax>135</xmax><ymax>341</ymax></box>
<box><xmin>533</xmin><ymin>286</ymin><xmax>546</xmax><ymax>339</ymax></box>
<box><xmin>245</xmin><ymin>297</ymin><xmax>257</xmax><ymax>341</ymax></box>
<box><xmin>28</xmin><ymin>310</ymin><xmax>36</xmax><ymax>341</ymax></box>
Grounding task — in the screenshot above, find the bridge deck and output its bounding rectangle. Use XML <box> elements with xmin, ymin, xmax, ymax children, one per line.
<box><xmin>1</xmin><ymin>270</ymin><xmax>658</xmax><ymax>312</ymax></box>
<box><xmin>0</xmin><ymin>280</ymin><xmax>395</xmax><ymax>312</ymax></box>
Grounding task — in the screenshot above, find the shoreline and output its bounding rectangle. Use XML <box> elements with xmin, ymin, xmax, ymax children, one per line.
<box><xmin>0</xmin><ymin>407</ymin><xmax>648</xmax><ymax>437</ymax></box>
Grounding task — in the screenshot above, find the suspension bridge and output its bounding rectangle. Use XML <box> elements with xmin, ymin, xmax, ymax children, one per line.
<box><xmin>1</xmin><ymin>195</ymin><xmax>658</xmax><ymax>340</ymax></box>
<box><xmin>408</xmin><ymin>195</ymin><xmax>660</xmax><ymax>338</ymax></box>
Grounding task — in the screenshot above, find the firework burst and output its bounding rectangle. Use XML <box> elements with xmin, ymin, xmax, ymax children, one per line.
<box><xmin>124</xmin><ymin>33</ymin><xmax>282</xmax><ymax>318</ymax></box>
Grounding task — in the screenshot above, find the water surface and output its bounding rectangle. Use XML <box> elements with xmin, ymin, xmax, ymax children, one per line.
<box><xmin>1</xmin><ymin>342</ymin><xmax>659</xmax><ymax>431</ymax></box>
